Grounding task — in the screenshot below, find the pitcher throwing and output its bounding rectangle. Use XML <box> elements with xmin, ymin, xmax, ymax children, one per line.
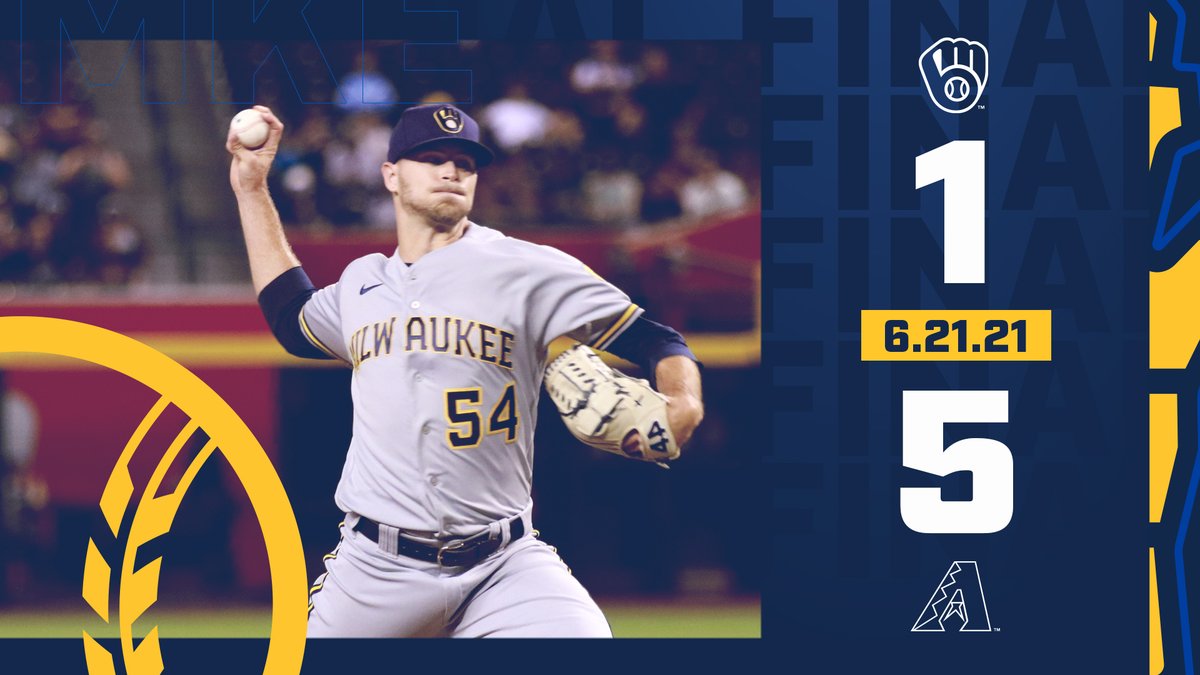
<box><xmin>227</xmin><ymin>103</ymin><xmax>704</xmax><ymax>637</ymax></box>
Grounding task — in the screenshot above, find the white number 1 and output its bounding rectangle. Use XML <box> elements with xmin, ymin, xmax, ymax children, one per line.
<box><xmin>915</xmin><ymin>140</ymin><xmax>986</xmax><ymax>284</ymax></box>
<box><xmin>900</xmin><ymin>390</ymin><xmax>1013</xmax><ymax>534</ymax></box>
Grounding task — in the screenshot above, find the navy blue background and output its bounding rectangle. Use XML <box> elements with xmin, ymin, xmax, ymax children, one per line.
<box><xmin>768</xmin><ymin>0</ymin><xmax>1144</xmax><ymax>672</ymax></box>
<box><xmin>0</xmin><ymin>0</ymin><xmax>1152</xmax><ymax>672</ymax></box>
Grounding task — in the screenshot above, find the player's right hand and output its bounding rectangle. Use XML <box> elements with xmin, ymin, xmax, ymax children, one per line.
<box><xmin>226</xmin><ymin>105</ymin><xmax>284</xmax><ymax>195</ymax></box>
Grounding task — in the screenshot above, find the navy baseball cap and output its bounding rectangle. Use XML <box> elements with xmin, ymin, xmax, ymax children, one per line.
<box><xmin>387</xmin><ymin>104</ymin><xmax>494</xmax><ymax>167</ymax></box>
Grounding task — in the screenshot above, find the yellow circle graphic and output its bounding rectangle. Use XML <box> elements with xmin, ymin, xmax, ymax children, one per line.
<box><xmin>0</xmin><ymin>317</ymin><xmax>307</xmax><ymax>674</ymax></box>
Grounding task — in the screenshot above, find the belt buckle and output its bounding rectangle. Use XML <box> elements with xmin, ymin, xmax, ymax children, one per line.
<box><xmin>436</xmin><ymin>539</ymin><xmax>469</xmax><ymax>566</ymax></box>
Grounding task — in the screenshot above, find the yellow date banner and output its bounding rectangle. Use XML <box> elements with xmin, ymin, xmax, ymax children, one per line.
<box><xmin>860</xmin><ymin>310</ymin><xmax>1052</xmax><ymax>362</ymax></box>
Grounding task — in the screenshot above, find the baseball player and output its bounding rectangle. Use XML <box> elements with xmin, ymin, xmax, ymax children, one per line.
<box><xmin>226</xmin><ymin>103</ymin><xmax>704</xmax><ymax>637</ymax></box>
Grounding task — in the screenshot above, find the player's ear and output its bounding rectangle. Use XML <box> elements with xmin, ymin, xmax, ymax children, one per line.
<box><xmin>381</xmin><ymin>162</ymin><xmax>400</xmax><ymax>194</ymax></box>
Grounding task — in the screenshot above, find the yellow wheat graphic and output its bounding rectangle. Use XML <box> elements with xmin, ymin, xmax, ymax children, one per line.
<box><xmin>82</xmin><ymin>399</ymin><xmax>221</xmax><ymax>674</ymax></box>
<box><xmin>0</xmin><ymin>317</ymin><xmax>307</xmax><ymax>674</ymax></box>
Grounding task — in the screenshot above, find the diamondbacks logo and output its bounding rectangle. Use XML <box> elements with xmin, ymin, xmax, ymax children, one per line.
<box><xmin>434</xmin><ymin>106</ymin><xmax>464</xmax><ymax>133</ymax></box>
<box><xmin>919</xmin><ymin>38</ymin><xmax>989</xmax><ymax>114</ymax></box>
<box><xmin>912</xmin><ymin>560</ymin><xmax>994</xmax><ymax>632</ymax></box>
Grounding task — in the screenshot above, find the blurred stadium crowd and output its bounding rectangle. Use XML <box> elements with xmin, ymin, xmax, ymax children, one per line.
<box><xmin>0</xmin><ymin>42</ymin><xmax>758</xmax><ymax>285</ymax></box>
<box><xmin>0</xmin><ymin>94</ymin><xmax>145</xmax><ymax>285</ymax></box>
<box><xmin>239</xmin><ymin>42</ymin><xmax>761</xmax><ymax>231</ymax></box>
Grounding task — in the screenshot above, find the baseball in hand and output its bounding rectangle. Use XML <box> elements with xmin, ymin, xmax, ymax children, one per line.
<box><xmin>231</xmin><ymin>109</ymin><xmax>269</xmax><ymax>149</ymax></box>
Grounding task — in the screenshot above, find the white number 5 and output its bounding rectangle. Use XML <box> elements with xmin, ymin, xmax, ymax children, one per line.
<box><xmin>900</xmin><ymin>390</ymin><xmax>1013</xmax><ymax>534</ymax></box>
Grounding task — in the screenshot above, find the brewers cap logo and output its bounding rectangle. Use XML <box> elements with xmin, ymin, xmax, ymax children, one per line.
<box><xmin>434</xmin><ymin>107</ymin><xmax>464</xmax><ymax>134</ymax></box>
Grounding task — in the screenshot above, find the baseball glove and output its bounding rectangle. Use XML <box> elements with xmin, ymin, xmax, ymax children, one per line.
<box><xmin>544</xmin><ymin>344</ymin><xmax>679</xmax><ymax>466</ymax></box>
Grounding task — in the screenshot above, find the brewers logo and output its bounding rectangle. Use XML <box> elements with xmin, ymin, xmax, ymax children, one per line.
<box><xmin>434</xmin><ymin>106</ymin><xmax>464</xmax><ymax>133</ymax></box>
<box><xmin>918</xmin><ymin>37</ymin><xmax>989</xmax><ymax>114</ymax></box>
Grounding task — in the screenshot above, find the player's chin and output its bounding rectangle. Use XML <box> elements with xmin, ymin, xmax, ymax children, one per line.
<box><xmin>425</xmin><ymin>201</ymin><xmax>470</xmax><ymax>227</ymax></box>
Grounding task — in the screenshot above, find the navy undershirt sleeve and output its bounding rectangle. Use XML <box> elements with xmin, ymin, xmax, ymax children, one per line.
<box><xmin>605</xmin><ymin>316</ymin><xmax>700</xmax><ymax>387</ymax></box>
<box><xmin>257</xmin><ymin>266</ymin><xmax>331</xmax><ymax>360</ymax></box>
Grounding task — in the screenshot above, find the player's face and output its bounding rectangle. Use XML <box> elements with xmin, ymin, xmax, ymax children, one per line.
<box><xmin>385</xmin><ymin>143</ymin><xmax>479</xmax><ymax>229</ymax></box>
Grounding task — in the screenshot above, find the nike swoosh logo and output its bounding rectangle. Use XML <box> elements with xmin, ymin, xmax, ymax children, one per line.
<box><xmin>359</xmin><ymin>283</ymin><xmax>384</xmax><ymax>295</ymax></box>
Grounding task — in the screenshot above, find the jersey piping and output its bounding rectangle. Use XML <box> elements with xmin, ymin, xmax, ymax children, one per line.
<box><xmin>591</xmin><ymin>303</ymin><xmax>641</xmax><ymax>351</ymax></box>
<box><xmin>300</xmin><ymin>305</ymin><xmax>347</xmax><ymax>362</ymax></box>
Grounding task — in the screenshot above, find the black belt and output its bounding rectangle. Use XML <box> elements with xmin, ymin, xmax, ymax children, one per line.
<box><xmin>353</xmin><ymin>515</ymin><xmax>525</xmax><ymax>567</ymax></box>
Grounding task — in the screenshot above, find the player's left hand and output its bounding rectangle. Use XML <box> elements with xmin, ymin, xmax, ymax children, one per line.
<box><xmin>621</xmin><ymin>391</ymin><xmax>702</xmax><ymax>457</ymax></box>
<box><xmin>653</xmin><ymin>354</ymin><xmax>704</xmax><ymax>448</ymax></box>
<box><xmin>546</xmin><ymin>345</ymin><xmax>683</xmax><ymax>464</ymax></box>
<box><xmin>664</xmin><ymin>391</ymin><xmax>704</xmax><ymax>447</ymax></box>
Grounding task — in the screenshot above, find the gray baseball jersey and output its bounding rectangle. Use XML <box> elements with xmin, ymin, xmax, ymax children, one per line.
<box><xmin>297</xmin><ymin>222</ymin><xmax>641</xmax><ymax>537</ymax></box>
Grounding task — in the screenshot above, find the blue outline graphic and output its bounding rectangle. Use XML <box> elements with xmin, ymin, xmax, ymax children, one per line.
<box><xmin>1177</xmin><ymin>391</ymin><xmax>1200</xmax><ymax>675</ymax></box>
<box><xmin>357</xmin><ymin>0</ymin><xmax>471</xmax><ymax>106</ymax></box>
<box><xmin>19</xmin><ymin>0</ymin><xmax>187</xmax><ymax>104</ymax></box>
<box><xmin>1155</xmin><ymin>0</ymin><xmax>1200</xmax><ymax>250</ymax></box>
<box><xmin>210</xmin><ymin>0</ymin><xmax>338</xmax><ymax>104</ymax></box>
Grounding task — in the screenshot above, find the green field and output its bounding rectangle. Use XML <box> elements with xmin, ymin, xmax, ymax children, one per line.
<box><xmin>603</xmin><ymin>599</ymin><xmax>760</xmax><ymax>638</ymax></box>
<box><xmin>0</xmin><ymin>598</ymin><xmax>759</xmax><ymax>638</ymax></box>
